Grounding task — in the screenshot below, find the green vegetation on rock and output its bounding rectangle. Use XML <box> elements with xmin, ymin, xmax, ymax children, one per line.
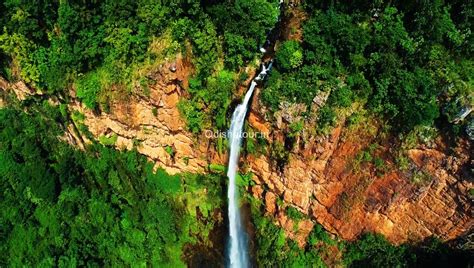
<box><xmin>264</xmin><ymin>1</ymin><xmax>472</xmax><ymax>137</ymax></box>
<box><xmin>1</xmin><ymin>0</ymin><xmax>472</xmax><ymax>267</ymax></box>
<box><xmin>248</xmin><ymin>194</ymin><xmax>472</xmax><ymax>268</ymax></box>
<box><xmin>0</xmin><ymin>103</ymin><xmax>224</xmax><ymax>266</ymax></box>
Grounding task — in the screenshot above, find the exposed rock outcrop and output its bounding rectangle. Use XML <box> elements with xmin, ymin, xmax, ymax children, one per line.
<box><xmin>0</xmin><ymin>76</ymin><xmax>40</xmax><ymax>101</ymax></box>
<box><xmin>246</xmin><ymin>112</ymin><xmax>473</xmax><ymax>245</ymax></box>
<box><xmin>68</xmin><ymin>57</ymin><xmax>472</xmax><ymax>246</ymax></box>
<box><xmin>2</xmin><ymin>55</ymin><xmax>472</xmax><ymax>248</ymax></box>
<box><xmin>69</xmin><ymin>56</ymin><xmax>214</xmax><ymax>175</ymax></box>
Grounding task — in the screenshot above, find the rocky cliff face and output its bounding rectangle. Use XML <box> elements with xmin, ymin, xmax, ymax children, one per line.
<box><xmin>68</xmin><ymin>55</ymin><xmax>216</xmax><ymax>175</ymax></box>
<box><xmin>71</xmin><ymin>58</ymin><xmax>473</xmax><ymax>246</ymax></box>
<box><xmin>247</xmin><ymin>105</ymin><xmax>473</xmax><ymax>246</ymax></box>
<box><xmin>2</xmin><ymin>55</ymin><xmax>472</xmax><ymax>247</ymax></box>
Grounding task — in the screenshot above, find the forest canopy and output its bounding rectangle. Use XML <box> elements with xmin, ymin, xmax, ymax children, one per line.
<box><xmin>0</xmin><ymin>0</ymin><xmax>473</xmax><ymax>267</ymax></box>
<box><xmin>0</xmin><ymin>102</ymin><xmax>225</xmax><ymax>266</ymax></box>
<box><xmin>1</xmin><ymin>0</ymin><xmax>471</xmax><ymax>135</ymax></box>
<box><xmin>263</xmin><ymin>0</ymin><xmax>472</xmax><ymax>135</ymax></box>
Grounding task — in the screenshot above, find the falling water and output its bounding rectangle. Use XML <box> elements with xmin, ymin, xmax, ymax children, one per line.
<box><xmin>226</xmin><ymin>2</ymin><xmax>282</xmax><ymax>266</ymax></box>
<box><xmin>226</xmin><ymin>81</ymin><xmax>255</xmax><ymax>268</ymax></box>
<box><xmin>227</xmin><ymin>62</ymin><xmax>272</xmax><ymax>268</ymax></box>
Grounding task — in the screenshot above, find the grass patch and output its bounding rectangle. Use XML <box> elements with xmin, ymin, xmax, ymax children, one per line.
<box><xmin>286</xmin><ymin>206</ymin><xmax>305</xmax><ymax>221</ymax></box>
<box><xmin>98</xmin><ymin>133</ymin><xmax>118</xmax><ymax>146</ymax></box>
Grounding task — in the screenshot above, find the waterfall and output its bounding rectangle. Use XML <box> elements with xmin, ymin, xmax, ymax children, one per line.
<box><xmin>227</xmin><ymin>62</ymin><xmax>272</xmax><ymax>268</ymax></box>
<box><xmin>226</xmin><ymin>3</ymin><xmax>282</xmax><ymax>266</ymax></box>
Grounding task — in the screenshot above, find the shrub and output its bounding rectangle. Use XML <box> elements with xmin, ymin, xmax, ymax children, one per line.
<box><xmin>330</xmin><ymin>85</ymin><xmax>354</xmax><ymax>108</ymax></box>
<box><xmin>164</xmin><ymin>145</ymin><xmax>175</xmax><ymax>158</ymax></box>
<box><xmin>411</xmin><ymin>170</ymin><xmax>432</xmax><ymax>185</ymax></box>
<box><xmin>288</xmin><ymin>121</ymin><xmax>304</xmax><ymax>138</ymax></box>
<box><xmin>271</xmin><ymin>142</ymin><xmax>289</xmax><ymax>170</ymax></box>
<box><xmin>177</xmin><ymin>99</ymin><xmax>205</xmax><ymax>134</ymax></box>
<box><xmin>75</xmin><ymin>72</ymin><xmax>102</xmax><ymax>109</ymax></box>
<box><xmin>99</xmin><ymin>133</ymin><xmax>118</xmax><ymax>146</ymax></box>
<box><xmin>223</xmin><ymin>32</ymin><xmax>255</xmax><ymax>69</ymax></box>
<box><xmin>260</xmin><ymin>70</ymin><xmax>283</xmax><ymax>111</ymax></box>
<box><xmin>276</xmin><ymin>40</ymin><xmax>303</xmax><ymax>71</ymax></box>
<box><xmin>286</xmin><ymin>206</ymin><xmax>304</xmax><ymax>221</ymax></box>
<box><xmin>208</xmin><ymin>164</ymin><xmax>225</xmax><ymax>174</ymax></box>
<box><xmin>344</xmin><ymin>233</ymin><xmax>412</xmax><ymax>267</ymax></box>
<box><xmin>317</xmin><ymin>106</ymin><xmax>337</xmax><ymax>133</ymax></box>
<box><xmin>179</xmin><ymin>70</ymin><xmax>236</xmax><ymax>132</ymax></box>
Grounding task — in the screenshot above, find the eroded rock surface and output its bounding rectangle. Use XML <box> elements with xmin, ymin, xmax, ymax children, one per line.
<box><xmin>2</xmin><ymin>55</ymin><xmax>471</xmax><ymax>247</ymax></box>
<box><xmin>246</xmin><ymin>111</ymin><xmax>473</xmax><ymax>245</ymax></box>
<box><xmin>69</xmin><ymin>56</ymin><xmax>218</xmax><ymax>175</ymax></box>
<box><xmin>69</xmin><ymin>57</ymin><xmax>472</xmax><ymax>246</ymax></box>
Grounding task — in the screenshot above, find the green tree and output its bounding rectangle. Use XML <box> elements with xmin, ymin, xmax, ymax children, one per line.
<box><xmin>344</xmin><ymin>233</ymin><xmax>412</xmax><ymax>267</ymax></box>
<box><xmin>275</xmin><ymin>40</ymin><xmax>303</xmax><ymax>71</ymax></box>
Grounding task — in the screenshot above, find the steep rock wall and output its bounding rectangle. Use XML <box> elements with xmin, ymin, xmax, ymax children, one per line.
<box><xmin>68</xmin><ymin>57</ymin><xmax>473</xmax><ymax>246</ymax></box>
<box><xmin>2</xmin><ymin>56</ymin><xmax>471</xmax><ymax>247</ymax></box>
<box><xmin>247</xmin><ymin>112</ymin><xmax>472</xmax><ymax>245</ymax></box>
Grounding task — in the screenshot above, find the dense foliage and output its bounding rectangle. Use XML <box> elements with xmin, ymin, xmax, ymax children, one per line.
<box><xmin>176</xmin><ymin>0</ymin><xmax>279</xmax><ymax>132</ymax></box>
<box><xmin>345</xmin><ymin>234</ymin><xmax>473</xmax><ymax>267</ymax></box>
<box><xmin>178</xmin><ymin>70</ymin><xmax>238</xmax><ymax>133</ymax></box>
<box><xmin>0</xmin><ymin>103</ymin><xmax>224</xmax><ymax>266</ymax></box>
<box><xmin>206</xmin><ymin>0</ymin><xmax>279</xmax><ymax>69</ymax></box>
<box><xmin>263</xmin><ymin>0</ymin><xmax>473</xmax><ymax>134</ymax></box>
<box><xmin>249</xmin><ymin>196</ymin><xmax>472</xmax><ymax>267</ymax></box>
<box><xmin>0</xmin><ymin>0</ymin><xmax>279</xmax><ymax>130</ymax></box>
<box><xmin>1</xmin><ymin>0</ymin><xmax>472</xmax><ymax>266</ymax></box>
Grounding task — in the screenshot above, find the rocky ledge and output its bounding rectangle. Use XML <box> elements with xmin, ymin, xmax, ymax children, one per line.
<box><xmin>2</xmin><ymin>57</ymin><xmax>472</xmax><ymax>248</ymax></box>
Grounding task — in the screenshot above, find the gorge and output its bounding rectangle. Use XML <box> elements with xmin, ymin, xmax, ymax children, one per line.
<box><xmin>0</xmin><ymin>0</ymin><xmax>472</xmax><ymax>267</ymax></box>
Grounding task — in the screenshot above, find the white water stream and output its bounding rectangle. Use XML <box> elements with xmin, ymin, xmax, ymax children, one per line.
<box><xmin>226</xmin><ymin>3</ymin><xmax>281</xmax><ymax>266</ymax></box>
<box><xmin>227</xmin><ymin>63</ymin><xmax>271</xmax><ymax>268</ymax></box>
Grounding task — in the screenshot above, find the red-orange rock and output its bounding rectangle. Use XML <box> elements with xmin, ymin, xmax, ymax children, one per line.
<box><xmin>265</xmin><ymin>191</ymin><xmax>277</xmax><ymax>215</ymax></box>
<box><xmin>248</xmin><ymin>112</ymin><xmax>270</xmax><ymax>137</ymax></box>
<box><xmin>37</xmin><ymin>51</ymin><xmax>471</xmax><ymax>248</ymax></box>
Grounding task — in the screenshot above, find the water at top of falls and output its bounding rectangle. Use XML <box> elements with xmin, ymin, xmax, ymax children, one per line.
<box><xmin>227</xmin><ymin>80</ymin><xmax>257</xmax><ymax>268</ymax></box>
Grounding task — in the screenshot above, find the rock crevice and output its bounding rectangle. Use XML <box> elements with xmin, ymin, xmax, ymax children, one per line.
<box><xmin>1</xmin><ymin>57</ymin><xmax>471</xmax><ymax>247</ymax></box>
